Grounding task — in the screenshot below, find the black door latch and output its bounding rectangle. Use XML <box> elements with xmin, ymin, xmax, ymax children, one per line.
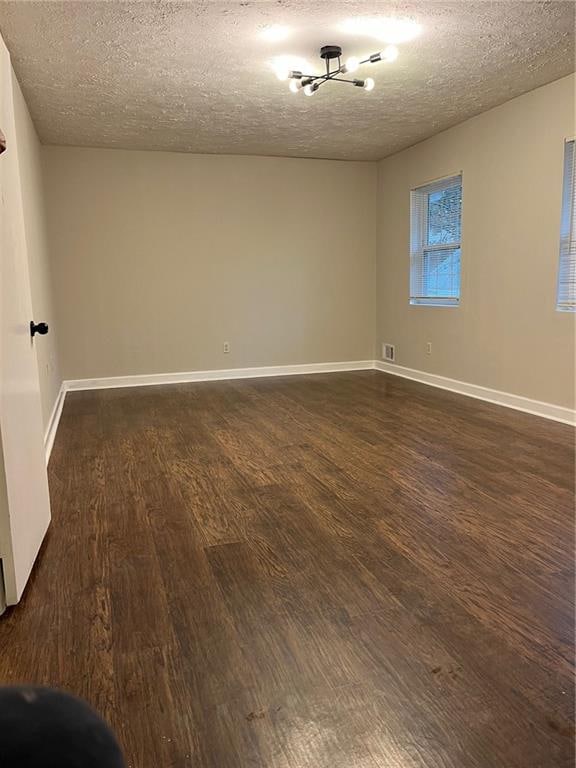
<box><xmin>30</xmin><ymin>321</ymin><xmax>49</xmax><ymax>338</ymax></box>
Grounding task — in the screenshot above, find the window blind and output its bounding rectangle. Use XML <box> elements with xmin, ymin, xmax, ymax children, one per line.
<box><xmin>557</xmin><ymin>140</ymin><xmax>576</xmax><ymax>312</ymax></box>
<box><xmin>410</xmin><ymin>174</ymin><xmax>462</xmax><ymax>306</ymax></box>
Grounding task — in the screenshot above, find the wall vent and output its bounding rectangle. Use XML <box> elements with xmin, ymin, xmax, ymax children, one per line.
<box><xmin>382</xmin><ymin>343</ymin><xmax>395</xmax><ymax>362</ymax></box>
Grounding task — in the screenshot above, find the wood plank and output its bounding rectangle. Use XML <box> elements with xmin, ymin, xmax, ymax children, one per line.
<box><xmin>0</xmin><ymin>371</ymin><xmax>572</xmax><ymax>767</ymax></box>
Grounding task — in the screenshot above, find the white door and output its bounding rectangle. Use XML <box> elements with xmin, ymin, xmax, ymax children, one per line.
<box><xmin>0</xmin><ymin>37</ymin><xmax>51</xmax><ymax>605</ymax></box>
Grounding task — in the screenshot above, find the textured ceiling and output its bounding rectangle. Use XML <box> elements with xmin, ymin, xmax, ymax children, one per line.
<box><xmin>0</xmin><ymin>0</ymin><xmax>574</xmax><ymax>160</ymax></box>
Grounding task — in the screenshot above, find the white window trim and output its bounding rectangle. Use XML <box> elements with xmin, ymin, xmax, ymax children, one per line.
<box><xmin>410</xmin><ymin>173</ymin><xmax>463</xmax><ymax>308</ymax></box>
<box><xmin>556</xmin><ymin>138</ymin><xmax>576</xmax><ymax>313</ymax></box>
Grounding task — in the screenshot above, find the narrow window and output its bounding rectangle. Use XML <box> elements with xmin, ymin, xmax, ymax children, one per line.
<box><xmin>410</xmin><ymin>174</ymin><xmax>462</xmax><ymax>306</ymax></box>
<box><xmin>557</xmin><ymin>140</ymin><xmax>575</xmax><ymax>312</ymax></box>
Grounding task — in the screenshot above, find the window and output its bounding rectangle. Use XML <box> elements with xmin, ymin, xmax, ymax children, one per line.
<box><xmin>410</xmin><ymin>174</ymin><xmax>462</xmax><ymax>306</ymax></box>
<box><xmin>557</xmin><ymin>139</ymin><xmax>575</xmax><ymax>312</ymax></box>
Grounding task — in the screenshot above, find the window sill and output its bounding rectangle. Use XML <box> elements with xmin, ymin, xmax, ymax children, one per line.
<box><xmin>410</xmin><ymin>299</ymin><xmax>460</xmax><ymax>307</ymax></box>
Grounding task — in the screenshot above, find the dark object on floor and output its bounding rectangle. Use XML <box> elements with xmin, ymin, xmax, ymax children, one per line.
<box><xmin>0</xmin><ymin>687</ymin><xmax>125</xmax><ymax>767</ymax></box>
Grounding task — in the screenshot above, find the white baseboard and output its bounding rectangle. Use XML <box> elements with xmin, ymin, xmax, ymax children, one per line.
<box><xmin>64</xmin><ymin>360</ymin><xmax>376</xmax><ymax>392</ymax></box>
<box><xmin>374</xmin><ymin>360</ymin><xmax>575</xmax><ymax>426</ymax></box>
<box><xmin>51</xmin><ymin>361</ymin><xmax>573</xmax><ymax>448</ymax></box>
<box><xmin>44</xmin><ymin>383</ymin><xmax>66</xmax><ymax>464</ymax></box>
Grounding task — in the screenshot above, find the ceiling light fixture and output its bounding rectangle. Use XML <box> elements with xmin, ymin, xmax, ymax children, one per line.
<box><xmin>281</xmin><ymin>44</ymin><xmax>396</xmax><ymax>96</ymax></box>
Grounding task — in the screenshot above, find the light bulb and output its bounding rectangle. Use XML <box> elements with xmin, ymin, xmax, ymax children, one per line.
<box><xmin>303</xmin><ymin>83</ymin><xmax>316</xmax><ymax>96</ymax></box>
<box><xmin>344</xmin><ymin>56</ymin><xmax>359</xmax><ymax>73</ymax></box>
<box><xmin>271</xmin><ymin>56</ymin><xmax>313</xmax><ymax>82</ymax></box>
<box><xmin>363</xmin><ymin>77</ymin><xmax>375</xmax><ymax>91</ymax></box>
<box><xmin>289</xmin><ymin>79</ymin><xmax>301</xmax><ymax>93</ymax></box>
<box><xmin>383</xmin><ymin>45</ymin><xmax>399</xmax><ymax>62</ymax></box>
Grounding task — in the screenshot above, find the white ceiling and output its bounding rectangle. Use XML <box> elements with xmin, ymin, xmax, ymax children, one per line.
<box><xmin>0</xmin><ymin>1</ymin><xmax>573</xmax><ymax>161</ymax></box>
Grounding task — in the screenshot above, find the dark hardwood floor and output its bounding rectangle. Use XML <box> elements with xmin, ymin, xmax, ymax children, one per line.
<box><xmin>0</xmin><ymin>371</ymin><xmax>574</xmax><ymax>767</ymax></box>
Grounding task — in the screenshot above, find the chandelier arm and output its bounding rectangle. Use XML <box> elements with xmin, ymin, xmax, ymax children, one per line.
<box><xmin>299</xmin><ymin>71</ymin><xmax>359</xmax><ymax>86</ymax></box>
<box><xmin>328</xmin><ymin>65</ymin><xmax>342</xmax><ymax>79</ymax></box>
<box><xmin>299</xmin><ymin>72</ymin><xmax>335</xmax><ymax>83</ymax></box>
<box><xmin>330</xmin><ymin>77</ymin><xmax>362</xmax><ymax>84</ymax></box>
<box><xmin>322</xmin><ymin>66</ymin><xmax>347</xmax><ymax>82</ymax></box>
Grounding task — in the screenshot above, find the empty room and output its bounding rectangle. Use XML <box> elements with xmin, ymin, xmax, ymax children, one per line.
<box><xmin>0</xmin><ymin>1</ymin><xmax>574</xmax><ymax>766</ymax></box>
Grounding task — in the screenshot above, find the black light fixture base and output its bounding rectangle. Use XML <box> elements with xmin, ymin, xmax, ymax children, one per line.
<box><xmin>320</xmin><ymin>45</ymin><xmax>342</xmax><ymax>60</ymax></box>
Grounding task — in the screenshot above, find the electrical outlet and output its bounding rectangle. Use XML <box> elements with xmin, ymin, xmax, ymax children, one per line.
<box><xmin>426</xmin><ymin>342</ymin><xmax>432</xmax><ymax>355</ymax></box>
<box><xmin>223</xmin><ymin>341</ymin><xmax>230</xmax><ymax>354</ymax></box>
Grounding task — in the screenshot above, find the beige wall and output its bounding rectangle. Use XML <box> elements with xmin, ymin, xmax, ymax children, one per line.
<box><xmin>42</xmin><ymin>148</ymin><xmax>377</xmax><ymax>380</ymax></box>
<box><xmin>376</xmin><ymin>74</ymin><xmax>576</xmax><ymax>409</ymax></box>
<box><xmin>37</xmin><ymin>75</ymin><xmax>576</xmax><ymax>411</ymax></box>
<box><xmin>12</xmin><ymin>74</ymin><xmax>61</xmax><ymax>433</ymax></box>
